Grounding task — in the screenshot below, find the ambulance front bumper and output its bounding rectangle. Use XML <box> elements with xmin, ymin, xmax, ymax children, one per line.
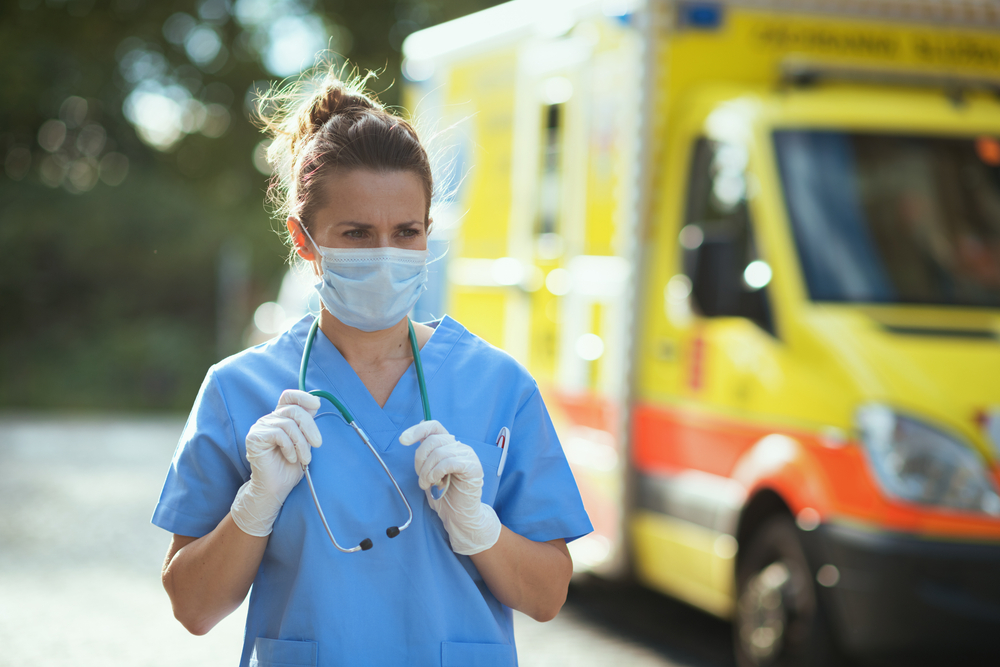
<box><xmin>804</xmin><ymin>522</ymin><xmax>1000</xmax><ymax>661</ymax></box>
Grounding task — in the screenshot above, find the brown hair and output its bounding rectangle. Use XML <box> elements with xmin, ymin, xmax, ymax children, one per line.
<box><xmin>256</xmin><ymin>65</ymin><xmax>433</xmax><ymax>247</ymax></box>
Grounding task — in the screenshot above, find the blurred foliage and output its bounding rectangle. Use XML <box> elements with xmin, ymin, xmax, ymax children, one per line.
<box><xmin>0</xmin><ymin>0</ymin><xmax>500</xmax><ymax>412</ymax></box>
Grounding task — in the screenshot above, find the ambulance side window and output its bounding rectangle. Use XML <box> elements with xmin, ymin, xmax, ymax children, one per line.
<box><xmin>681</xmin><ymin>138</ymin><xmax>775</xmax><ymax>335</ymax></box>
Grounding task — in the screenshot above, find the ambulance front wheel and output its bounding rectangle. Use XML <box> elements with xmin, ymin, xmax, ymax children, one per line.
<box><xmin>734</xmin><ymin>515</ymin><xmax>847</xmax><ymax>667</ymax></box>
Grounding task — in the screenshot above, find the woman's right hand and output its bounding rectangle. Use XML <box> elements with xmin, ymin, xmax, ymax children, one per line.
<box><xmin>230</xmin><ymin>389</ymin><xmax>322</xmax><ymax>537</ymax></box>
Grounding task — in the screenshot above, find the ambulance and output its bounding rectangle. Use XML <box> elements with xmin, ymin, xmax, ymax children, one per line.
<box><xmin>403</xmin><ymin>1</ymin><xmax>1000</xmax><ymax>664</ymax></box>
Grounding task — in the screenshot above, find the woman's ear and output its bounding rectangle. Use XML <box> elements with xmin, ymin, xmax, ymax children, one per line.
<box><xmin>287</xmin><ymin>217</ymin><xmax>316</xmax><ymax>261</ymax></box>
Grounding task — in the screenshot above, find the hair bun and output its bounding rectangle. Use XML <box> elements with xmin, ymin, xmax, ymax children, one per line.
<box><xmin>307</xmin><ymin>84</ymin><xmax>378</xmax><ymax>132</ymax></box>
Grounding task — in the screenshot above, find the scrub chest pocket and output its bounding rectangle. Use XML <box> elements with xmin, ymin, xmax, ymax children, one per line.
<box><xmin>459</xmin><ymin>437</ymin><xmax>504</xmax><ymax>506</ymax></box>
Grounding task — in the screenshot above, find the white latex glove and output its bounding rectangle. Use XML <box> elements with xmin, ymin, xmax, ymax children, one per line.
<box><xmin>400</xmin><ymin>420</ymin><xmax>501</xmax><ymax>556</ymax></box>
<box><xmin>231</xmin><ymin>389</ymin><xmax>322</xmax><ymax>537</ymax></box>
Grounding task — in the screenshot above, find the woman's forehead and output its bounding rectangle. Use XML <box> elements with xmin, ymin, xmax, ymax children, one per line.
<box><xmin>312</xmin><ymin>169</ymin><xmax>427</xmax><ymax>224</ymax></box>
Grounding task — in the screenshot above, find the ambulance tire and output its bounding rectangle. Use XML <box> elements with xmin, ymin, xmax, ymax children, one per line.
<box><xmin>734</xmin><ymin>515</ymin><xmax>849</xmax><ymax>667</ymax></box>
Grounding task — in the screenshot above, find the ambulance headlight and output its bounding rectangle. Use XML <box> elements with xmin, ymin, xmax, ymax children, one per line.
<box><xmin>856</xmin><ymin>404</ymin><xmax>1000</xmax><ymax>516</ymax></box>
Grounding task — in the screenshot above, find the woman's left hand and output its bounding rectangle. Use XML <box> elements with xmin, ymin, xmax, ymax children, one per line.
<box><xmin>400</xmin><ymin>420</ymin><xmax>501</xmax><ymax>555</ymax></box>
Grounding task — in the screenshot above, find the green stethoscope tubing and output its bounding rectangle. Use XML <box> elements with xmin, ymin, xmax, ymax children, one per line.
<box><xmin>298</xmin><ymin>317</ymin><xmax>437</xmax><ymax>553</ymax></box>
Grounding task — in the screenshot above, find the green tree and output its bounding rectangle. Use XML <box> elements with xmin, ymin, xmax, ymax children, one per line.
<box><xmin>0</xmin><ymin>0</ymin><xmax>500</xmax><ymax>411</ymax></box>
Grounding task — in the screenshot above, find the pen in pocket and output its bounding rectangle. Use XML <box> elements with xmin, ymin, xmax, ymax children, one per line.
<box><xmin>495</xmin><ymin>427</ymin><xmax>510</xmax><ymax>477</ymax></box>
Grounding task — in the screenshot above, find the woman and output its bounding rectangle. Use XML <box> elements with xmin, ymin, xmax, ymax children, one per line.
<box><xmin>153</xmin><ymin>69</ymin><xmax>592</xmax><ymax>667</ymax></box>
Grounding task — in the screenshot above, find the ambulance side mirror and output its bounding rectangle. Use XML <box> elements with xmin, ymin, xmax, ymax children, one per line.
<box><xmin>683</xmin><ymin>224</ymin><xmax>775</xmax><ymax>336</ymax></box>
<box><xmin>681</xmin><ymin>138</ymin><xmax>776</xmax><ymax>336</ymax></box>
<box><xmin>687</xmin><ymin>230</ymin><xmax>743</xmax><ymax>318</ymax></box>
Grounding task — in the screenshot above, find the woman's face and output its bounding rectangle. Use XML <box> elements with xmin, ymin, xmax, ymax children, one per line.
<box><xmin>303</xmin><ymin>169</ymin><xmax>428</xmax><ymax>252</ymax></box>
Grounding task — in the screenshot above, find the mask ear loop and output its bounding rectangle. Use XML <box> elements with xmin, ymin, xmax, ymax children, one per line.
<box><xmin>412</xmin><ymin>242</ymin><xmax>449</xmax><ymax>325</ymax></box>
<box><xmin>292</xmin><ymin>219</ymin><xmax>323</xmax><ymax>262</ymax></box>
<box><xmin>425</xmin><ymin>242</ymin><xmax>449</xmax><ymax>266</ymax></box>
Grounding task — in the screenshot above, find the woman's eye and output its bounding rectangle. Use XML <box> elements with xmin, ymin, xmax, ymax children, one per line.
<box><xmin>346</xmin><ymin>230</ymin><xmax>366</xmax><ymax>238</ymax></box>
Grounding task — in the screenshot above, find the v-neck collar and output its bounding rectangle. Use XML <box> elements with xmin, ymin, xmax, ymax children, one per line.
<box><xmin>291</xmin><ymin>315</ymin><xmax>464</xmax><ymax>451</ymax></box>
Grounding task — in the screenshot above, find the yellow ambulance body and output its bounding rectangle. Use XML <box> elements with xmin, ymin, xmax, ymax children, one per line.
<box><xmin>404</xmin><ymin>1</ymin><xmax>1000</xmax><ymax>663</ymax></box>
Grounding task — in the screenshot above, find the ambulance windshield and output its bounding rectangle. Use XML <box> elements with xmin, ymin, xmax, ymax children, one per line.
<box><xmin>774</xmin><ymin>130</ymin><xmax>1000</xmax><ymax>307</ymax></box>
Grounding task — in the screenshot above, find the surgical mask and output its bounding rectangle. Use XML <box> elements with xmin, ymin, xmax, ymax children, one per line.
<box><xmin>300</xmin><ymin>225</ymin><xmax>429</xmax><ymax>332</ymax></box>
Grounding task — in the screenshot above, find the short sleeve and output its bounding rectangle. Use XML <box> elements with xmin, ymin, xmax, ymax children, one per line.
<box><xmin>492</xmin><ymin>386</ymin><xmax>593</xmax><ymax>544</ymax></box>
<box><xmin>151</xmin><ymin>368</ymin><xmax>250</xmax><ymax>538</ymax></box>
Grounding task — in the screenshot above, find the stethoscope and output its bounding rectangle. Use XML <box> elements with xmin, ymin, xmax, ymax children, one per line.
<box><xmin>298</xmin><ymin>316</ymin><xmax>448</xmax><ymax>553</ymax></box>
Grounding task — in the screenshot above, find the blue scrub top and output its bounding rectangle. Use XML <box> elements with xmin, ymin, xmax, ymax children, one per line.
<box><xmin>152</xmin><ymin>315</ymin><xmax>593</xmax><ymax>667</ymax></box>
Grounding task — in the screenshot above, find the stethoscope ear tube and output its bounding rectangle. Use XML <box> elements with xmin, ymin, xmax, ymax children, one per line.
<box><xmin>407</xmin><ymin>320</ymin><xmax>451</xmax><ymax>501</ymax></box>
<box><xmin>407</xmin><ymin>319</ymin><xmax>431</xmax><ymax>422</ymax></box>
<box><xmin>349</xmin><ymin>421</ymin><xmax>413</xmax><ymax>536</ymax></box>
<box><xmin>298</xmin><ymin>316</ymin><xmax>419</xmax><ymax>552</ymax></box>
<box><xmin>303</xmin><ymin>463</ymin><xmax>373</xmax><ymax>552</ymax></box>
<box><xmin>300</xmin><ymin>319</ymin><xmax>355</xmax><ymax>423</ymax></box>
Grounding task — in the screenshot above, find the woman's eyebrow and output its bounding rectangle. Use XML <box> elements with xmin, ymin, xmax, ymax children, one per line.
<box><xmin>333</xmin><ymin>221</ymin><xmax>423</xmax><ymax>229</ymax></box>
